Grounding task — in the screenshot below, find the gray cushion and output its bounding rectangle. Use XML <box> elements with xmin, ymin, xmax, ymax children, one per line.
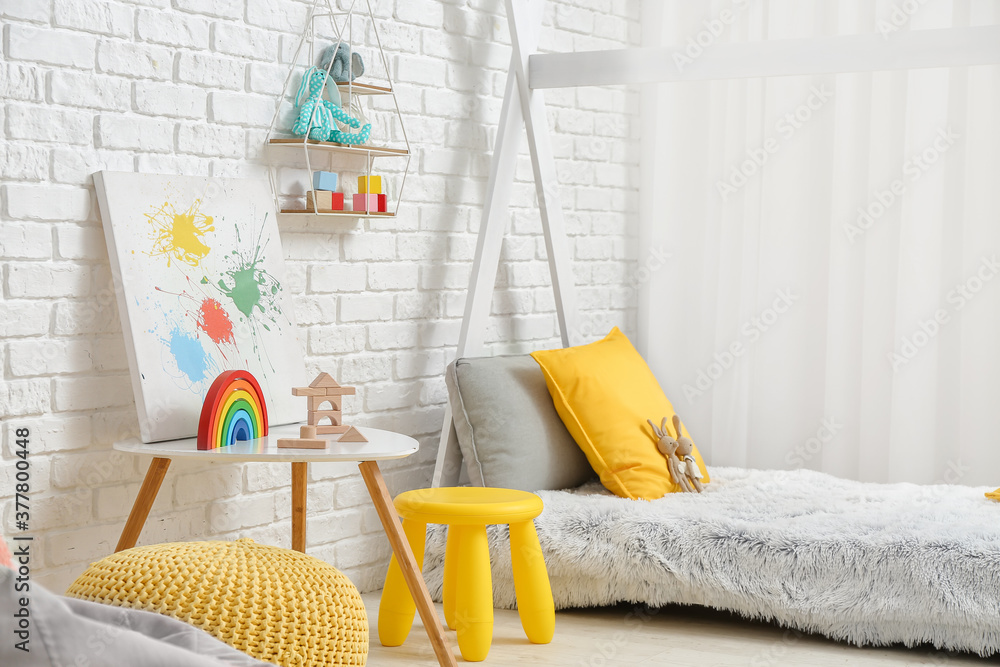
<box><xmin>0</xmin><ymin>567</ymin><xmax>271</xmax><ymax>667</ymax></box>
<box><xmin>446</xmin><ymin>355</ymin><xmax>595</xmax><ymax>492</ymax></box>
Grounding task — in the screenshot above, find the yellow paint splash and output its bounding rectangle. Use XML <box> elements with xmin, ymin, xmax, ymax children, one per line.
<box><xmin>146</xmin><ymin>199</ymin><xmax>214</xmax><ymax>267</ymax></box>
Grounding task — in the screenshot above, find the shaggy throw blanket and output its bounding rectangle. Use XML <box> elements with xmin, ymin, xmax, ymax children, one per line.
<box><xmin>422</xmin><ymin>467</ymin><xmax>1000</xmax><ymax>656</ymax></box>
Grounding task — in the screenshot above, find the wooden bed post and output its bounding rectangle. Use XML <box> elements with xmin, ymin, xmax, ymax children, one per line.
<box><xmin>433</xmin><ymin>0</ymin><xmax>577</xmax><ymax>487</ymax></box>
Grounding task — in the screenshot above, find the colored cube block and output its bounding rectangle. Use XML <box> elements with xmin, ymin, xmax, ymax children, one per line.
<box><xmin>312</xmin><ymin>171</ymin><xmax>338</xmax><ymax>192</ymax></box>
<box><xmin>357</xmin><ymin>175</ymin><xmax>382</xmax><ymax>194</ymax></box>
<box><xmin>308</xmin><ymin>190</ymin><xmax>333</xmax><ymax>209</ymax></box>
<box><xmin>352</xmin><ymin>193</ymin><xmax>388</xmax><ymax>213</ymax></box>
<box><xmin>307</xmin><ymin>190</ymin><xmax>345</xmax><ymax>211</ymax></box>
<box><xmin>353</xmin><ymin>193</ymin><xmax>377</xmax><ymax>212</ymax></box>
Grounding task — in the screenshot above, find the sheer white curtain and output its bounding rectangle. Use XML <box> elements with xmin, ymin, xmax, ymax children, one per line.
<box><xmin>640</xmin><ymin>0</ymin><xmax>1000</xmax><ymax>485</ymax></box>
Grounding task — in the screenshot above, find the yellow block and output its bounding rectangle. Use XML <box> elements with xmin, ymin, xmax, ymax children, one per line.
<box><xmin>531</xmin><ymin>327</ymin><xmax>710</xmax><ymax>500</ymax></box>
<box><xmin>358</xmin><ymin>175</ymin><xmax>382</xmax><ymax>194</ymax></box>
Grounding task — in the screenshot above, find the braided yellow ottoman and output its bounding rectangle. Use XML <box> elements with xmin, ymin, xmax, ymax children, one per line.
<box><xmin>66</xmin><ymin>539</ymin><xmax>368</xmax><ymax>666</ymax></box>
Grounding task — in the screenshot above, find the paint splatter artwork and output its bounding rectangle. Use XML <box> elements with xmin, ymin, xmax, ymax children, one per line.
<box><xmin>95</xmin><ymin>172</ymin><xmax>307</xmax><ymax>443</ymax></box>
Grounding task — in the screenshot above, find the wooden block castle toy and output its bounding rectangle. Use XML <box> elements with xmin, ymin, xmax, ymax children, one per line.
<box><xmin>277</xmin><ymin>372</ymin><xmax>368</xmax><ymax>449</ymax></box>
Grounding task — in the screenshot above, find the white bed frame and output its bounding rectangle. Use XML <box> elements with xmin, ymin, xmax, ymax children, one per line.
<box><xmin>432</xmin><ymin>0</ymin><xmax>1000</xmax><ymax>487</ymax></box>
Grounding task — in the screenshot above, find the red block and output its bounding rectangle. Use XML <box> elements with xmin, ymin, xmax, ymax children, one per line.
<box><xmin>353</xmin><ymin>193</ymin><xmax>388</xmax><ymax>213</ymax></box>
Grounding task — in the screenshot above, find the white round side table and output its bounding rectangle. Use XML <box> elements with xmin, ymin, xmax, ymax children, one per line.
<box><xmin>113</xmin><ymin>422</ymin><xmax>457</xmax><ymax>667</ymax></box>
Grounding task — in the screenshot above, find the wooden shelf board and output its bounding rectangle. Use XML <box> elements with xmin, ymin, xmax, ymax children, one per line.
<box><xmin>280</xmin><ymin>209</ymin><xmax>396</xmax><ymax>218</ymax></box>
<box><xmin>336</xmin><ymin>81</ymin><xmax>392</xmax><ymax>95</ymax></box>
<box><xmin>269</xmin><ymin>138</ymin><xmax>409</xmax><ymax>157</ymax></box>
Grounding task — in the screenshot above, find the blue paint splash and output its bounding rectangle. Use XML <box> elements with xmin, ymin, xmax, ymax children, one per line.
<box><xmin>168</xmin><ymin>327</ymin><xmax>209</xmax><ymax>383</ymax></box>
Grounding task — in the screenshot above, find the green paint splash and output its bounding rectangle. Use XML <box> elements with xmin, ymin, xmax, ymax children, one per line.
<box><xmin>215</xmin><ymin>215</ymin><xmax>284</xmax><ymax>359</ymax></box>
<box><xmin>219</xmin><ymin>264</ymin><xmax>264</xmax><ymax>318</ymax></box>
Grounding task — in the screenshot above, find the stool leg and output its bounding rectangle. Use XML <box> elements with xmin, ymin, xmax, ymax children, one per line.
<box><xmin>443</xmin><ymin>525</ymin><xmax>462</xmax><ymax>630</ymax></box>
<box><xmin>455</xmin><ymin>525</ymin><xmax>493</xmax><ymax>662</ymax></box>
<box><xmin>509</xmin><ymin>520</ymin><xmax>555</xmax><ymax>644</ymax></box>
<box><xmin>378</xmin><ymin>519</ymin><xmax>427</xmax><ymax>647</ymax></box>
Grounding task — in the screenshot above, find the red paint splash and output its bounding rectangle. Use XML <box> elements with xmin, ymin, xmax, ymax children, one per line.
<box><xmin>197</xmin><ymin>298</ymin><xmax>234</xmax><ymax>345</ymax></box>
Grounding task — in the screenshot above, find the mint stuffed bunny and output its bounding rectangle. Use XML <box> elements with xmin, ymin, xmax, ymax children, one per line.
<box><xmin>291</xmin><ymin>66</ymin><xmax>371</xmax><ymax>145</ymax></box>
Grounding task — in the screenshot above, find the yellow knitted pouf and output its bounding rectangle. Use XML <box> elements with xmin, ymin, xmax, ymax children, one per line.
<box><xmin>66</xmin><ymin>539</ymin><xmax>368</xmax><ymax>666</ymax></box>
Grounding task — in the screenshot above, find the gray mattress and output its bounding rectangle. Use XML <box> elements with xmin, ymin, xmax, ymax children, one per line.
<box><xmin>422</xmin><ymin>467</ymin><xmax>1000</xmax><ymax>656</ymax></box>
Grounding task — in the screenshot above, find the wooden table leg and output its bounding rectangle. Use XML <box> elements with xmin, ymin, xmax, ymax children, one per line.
<box><xmin>115</xmin><ymin>457</ymin><xmax>171</xmax><ymax>553</ymax></box>
<box><xmin>292</xmin><ymin>461</ymin><xmax>307</xmax><ymax>553</ymax></box>
<box><xmin>358</xmin><ymin>461</ymin><xmax>457</xmax><ymax>667</ymax></box>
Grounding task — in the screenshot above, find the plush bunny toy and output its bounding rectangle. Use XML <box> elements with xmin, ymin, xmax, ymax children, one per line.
<box><xmin>647</xmin><ymin>417</ymin><xmax>693</xmax><ymax>492</ymax></box>
<box><xmin>672</xmin><ymin>414</ymin><xmax>704</xmax><ymax>492</ymax></box>
<box><xmin>291</xmin><ymin>66</ymin><xmax>371</xmax><ymax>145</ymax></box>
<box><xmin>648</xmin><ymin>415</ymin><xmax>704</xmax><ymax>493</ymax></box>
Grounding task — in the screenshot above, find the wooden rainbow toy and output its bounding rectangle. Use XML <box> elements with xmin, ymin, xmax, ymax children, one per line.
<box><xmin>197</xmin><ymin>370</ymin><xmax>269</xmax><ymax>450</ymax></box>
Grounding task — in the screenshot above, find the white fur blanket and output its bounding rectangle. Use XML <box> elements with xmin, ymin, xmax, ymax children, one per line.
<box><xmin>422</xmin><ymin>467</ymin><xmax>1000</xmax><ymax>656</ymax></box>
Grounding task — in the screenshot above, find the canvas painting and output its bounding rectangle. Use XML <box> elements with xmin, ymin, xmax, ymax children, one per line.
<box><xmin>95</xmin><ymin>171</ymin><xmax>307</xmax><ymax>442</ymax></box>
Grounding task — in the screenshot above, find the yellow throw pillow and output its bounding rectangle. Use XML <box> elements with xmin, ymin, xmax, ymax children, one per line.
<box><xmin>531</xmin><ymin>328</ymin><xmax>709</xmax><ymax>500</ymax></box>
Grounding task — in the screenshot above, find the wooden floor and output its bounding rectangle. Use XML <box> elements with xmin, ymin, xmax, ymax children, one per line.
<box><xmin>362</xmin><ymin>591</ymin><xmax>1000</xmax><ymax>666</ymax></box>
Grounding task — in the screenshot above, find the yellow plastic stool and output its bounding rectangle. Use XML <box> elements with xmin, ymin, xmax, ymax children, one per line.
<box><xmin>379</xmin><ymin>487</ymin><xmax>554</xmax><ymax>662</ymax></box>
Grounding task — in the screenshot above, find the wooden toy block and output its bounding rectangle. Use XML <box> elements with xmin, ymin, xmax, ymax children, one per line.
<box><xmin>308</xmin><ymin>395</ymin><xmax>342</xmax><ymax>411</ymax></box>
<box><xmin>316</xmin><ymin>425</ymin><xmax>350</xmax><ymax>434</ymax></box>
<box><xmin>353</xmin><ymin>193</ymin><xmax>381</xmax><ymax>212</ymax></box>
<box><xmin>312</xmin><ymin>171</ymin><xmax>338</xmax><ymax>192</ymax></box>
<box><xmin>357</xmin><ymin>175</ymin><xmax>382</xmax><ymax>194</ymax></box>
<box><xmin>292</xmin><ymin>386</ymin><xmax>327</xmax><ymax>396</ymax></box>
<box><xmin>322</xmin><ymin>386</ymin><xmax>356</xmax><ymax>396</ymax></box>
<box><xmin>339</xmin><ymin>426</ymin><xmax>368</xmax><ymax>443</ymax></box>
<box><xmin>306</xmin><ymin>190</ymin><xmax>345</xmax><ymax>211</ymax></box>
<box><xmin>350</xmin><ymin>193</ymin><xmax>387</xmax><ymax>212</ymax></box>
<box><xmin>277</xmin><ymin>438</ymin><xmax>327</xmax><ymax>449</ymax></box>
<box><xmin>300</xmin><ymin>425</ymin><xmax>318</xmax><ymax>438</ymax></box>
<box><xmin>309</xmin><ymin>410</ymin><xmax>343</xmax><ymax>426</ymax></box>
<box><xmin>310</xmin><ymin>373</ymin><xmax>340</xmax><ymax>388</ymax></box>
<box><xmin>307</xmin><ymin>190</ymin><xmax>333</xmax><ymax>210</ymax></box>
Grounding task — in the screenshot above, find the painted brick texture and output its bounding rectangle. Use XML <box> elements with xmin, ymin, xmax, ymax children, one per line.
<box><xmin>0</xmin><ymin>0</ymin><xmax>640</xmax><ymax>593</ymax></box>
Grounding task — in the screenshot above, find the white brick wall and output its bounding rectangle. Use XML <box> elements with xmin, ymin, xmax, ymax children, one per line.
<box><xmin>0</xmin><ymin>0</ymin><xmax>640</xmax><ymax>593</ymax></box>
